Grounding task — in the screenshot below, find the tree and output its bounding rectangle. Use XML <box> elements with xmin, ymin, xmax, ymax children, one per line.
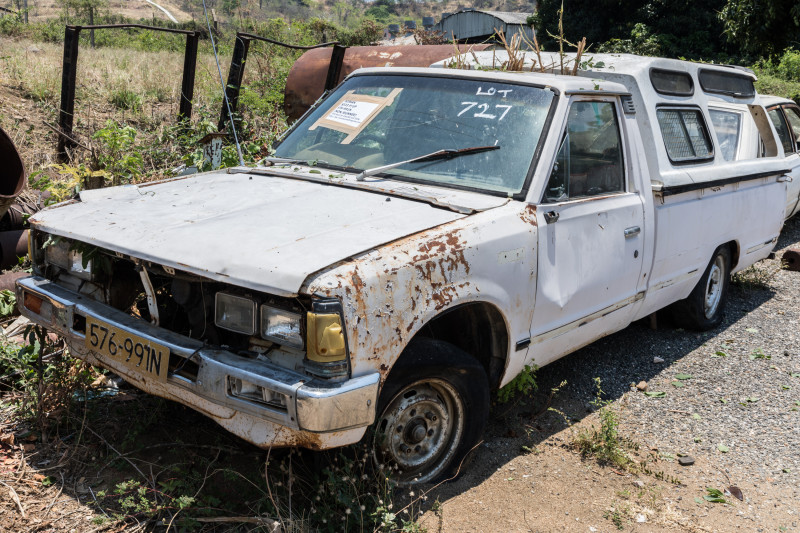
<box><xmin>719</xmin><ymin>0</ymin><xmax>800</xmax><ymax>55</ymax></box>
<box><xmin>533</xmin><ymin>0</ymin><xmax>732</xmax><ymax>59</ymax></box>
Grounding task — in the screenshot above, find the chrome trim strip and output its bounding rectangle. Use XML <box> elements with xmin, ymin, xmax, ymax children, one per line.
<box><xmin>649</xmin><ymin>269</ymin><xmax>699</xmax><ymax>292</ymax></box>
<box><xmin>531</xmin><ymin>291</ymin><xmax>645</xmax><ymax>345</ymax></box>
<box><xmin>746</xmin><ymin>237</ymin><xmax>777</xmax><ymax>255</ymax></box>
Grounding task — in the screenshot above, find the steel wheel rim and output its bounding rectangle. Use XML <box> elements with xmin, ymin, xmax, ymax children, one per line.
<box><xmin>373</xmin><ymin>379</ymin><xmax>465</xmax><ymax>484</ymax></box>
<box><xmin>704</xmin><ymin>255</ymin><xmax>725</xmax><ymax>318</ymax></box>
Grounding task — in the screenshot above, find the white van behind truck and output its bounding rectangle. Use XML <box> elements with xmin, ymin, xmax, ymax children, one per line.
<box><xmin>17</xmin><ymin>53</ymin><xmax>789</xmax><ymax>484</ymax></box>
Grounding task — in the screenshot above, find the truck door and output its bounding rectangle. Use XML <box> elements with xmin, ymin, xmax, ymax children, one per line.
<box><xmin>531</xmin><ymin>98</ymin><xmax>645</xmax><ymax>364</ymax></box>
<box><xmin>767</xmin><ymin>104</ymin><xmax>800</xmax><ymax>218</ymax></box>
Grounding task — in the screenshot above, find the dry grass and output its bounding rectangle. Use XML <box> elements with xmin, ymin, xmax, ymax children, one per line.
<box><xmin>0</xmin><ymin>38</ymin><xmax>243</xmax><ymax>177</ymax></box>
<box><xmin>0</xmin><ymin>38</ymin><xmax>228</xmax><ymax>121</ymax></box>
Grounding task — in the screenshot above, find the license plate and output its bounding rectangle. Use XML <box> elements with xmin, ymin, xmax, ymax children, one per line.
<box><xmin>85</xmin><ymin>317</ymin><xmax>169</xmax><ymax>382</ymax></box>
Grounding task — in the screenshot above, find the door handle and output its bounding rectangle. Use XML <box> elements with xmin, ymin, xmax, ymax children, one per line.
<box><xmin>544</xmin><ymin>211</ymin><xmax>560</xmax><ymax>224</ymax></box>
<box><xmin>624</xmin><ymin>226</ymin><xmax>641</xmax><ymax>238</ymax></box>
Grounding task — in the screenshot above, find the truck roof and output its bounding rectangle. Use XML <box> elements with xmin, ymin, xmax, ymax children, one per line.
<box><xmin>761</xmin><ymin>95</ymin><xmax>795</xmax><ymax>107</ymax></box>
<box><xmin>429</xmin><ymin>51</ymin><xmax>760</xmax><ymax>105</ymax></box>
<box><xmin>349</xmin><ymin>65</ymin><xmax>631</xmax><ymax>96</ymax></box>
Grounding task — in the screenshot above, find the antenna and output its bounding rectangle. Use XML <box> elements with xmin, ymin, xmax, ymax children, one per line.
<box><xmin>201</xmin><ymin>0</ymin><xmax>244</xmax><ymax>166</ymax></box>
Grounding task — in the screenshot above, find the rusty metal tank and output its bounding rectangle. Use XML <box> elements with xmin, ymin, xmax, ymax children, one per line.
<box><xmin>0</xmin><ymin>126</ymin><xmax>26</xmax><ymax>221</ymax></box>
<box><xmin>284</xmin><ymin>44</ymin><xmax>491</xmax><ymax>121</ymax></box>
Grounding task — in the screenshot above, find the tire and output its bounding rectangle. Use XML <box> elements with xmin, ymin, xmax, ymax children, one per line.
<box><xmin>371</xmin><ymin>338</ymin><xmax>489</xmax><ymax>485</ymax></box>
<box><xmin>669</xmin><ymin>245</ymin><xmax>732</xmax><ymax>331</ymax></box>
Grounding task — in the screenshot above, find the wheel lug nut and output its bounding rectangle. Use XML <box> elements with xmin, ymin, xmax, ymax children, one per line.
<box><xmin>425</xmin><ymin>412</ymin><xmax>437</xmax><ymax>422</ymax></box>
<box><xmin>400</xmin><ymin>444</ymin><xmax>409</xmax><ymax>453</ymax></box>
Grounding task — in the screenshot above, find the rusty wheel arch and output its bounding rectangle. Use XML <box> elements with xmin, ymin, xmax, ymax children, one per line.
<box><xmin>387</xmin><ymin>301</ymin><xmax>509</xmax><ymax>391</ymax></box>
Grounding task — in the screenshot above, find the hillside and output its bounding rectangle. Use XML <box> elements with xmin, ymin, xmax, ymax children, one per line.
<box><xmin>2</xmin><ymin>0</ymin><xmax>538</xmax><ymax>28</ymax></box>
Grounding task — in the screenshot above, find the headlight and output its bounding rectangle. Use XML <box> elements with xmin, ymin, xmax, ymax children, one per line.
<box><xmin>261</xmin><ymin>305</ymin><xmax>303</xmax><ymax>348</ymax></box>
<box><xmin>215</xmin><ymin>292</ymin><xmax>256</xmax><ymax>334</ymax></box>
<box><xmin>44</xmin><ymin>238</ymin><xmax>93</xmax><ymax>280</ymax></box>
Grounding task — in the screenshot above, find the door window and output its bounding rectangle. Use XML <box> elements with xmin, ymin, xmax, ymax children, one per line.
<box><xmin>768</xmin><ymin>108</ymin><xmax>794</xmax><ymax>154</ymax></box>
<box><xmin>784</xmin><ymin>106</ymin><xmax>800</xmax><ymax>150</ymax></box>
<box><xmin>544</xmin><ymin>101</ymin><xmax>624</xmax><ymax>202</ymax></box>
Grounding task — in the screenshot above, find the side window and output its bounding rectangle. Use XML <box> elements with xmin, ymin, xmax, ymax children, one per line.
<box><xmin>784</xmin><ymin>106</ymin><xmax>800</xmax><ymax>150</ymax></box>
<box><xmin>656</xmin><ymin>108</ymin><xmax>713</xmax><ymax>162</ymax></box>
<box><xmin>768</xmin><ymin>108</ymin><xmax>794</xmax><ymax>154</ymax></box>
<box><xmin>709</xmin><ymin>110</ymin><xmax>741</xmax><ymax>161</ymax></box>
<box><xmin>544</xmin><ymin>101</ymin><xmax>624</xmax><ymax>202</ymax></box>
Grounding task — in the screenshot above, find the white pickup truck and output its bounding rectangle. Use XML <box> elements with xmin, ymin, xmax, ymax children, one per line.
<box><xmin>17</xmin><ymin>54</ymin><xmax>789</xmax><ymax>485</ymax></box>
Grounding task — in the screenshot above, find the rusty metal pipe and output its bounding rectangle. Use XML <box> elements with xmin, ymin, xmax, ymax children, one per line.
<box><xmin>0</xmin><ymin>230</ymin><xmax>28</xmax><ymax>270</ymax></box>
<box><xmin>284</xmin><ymin>44</ymin><xmax>491</xmax><ymax>121</ymax></box>
<box><xmin>0</xmin><ymin>127</ymin><xmax>26</xmax><ymax>222</ymax></box>
<box><xmin>0</xmin><ymin>271</ymin><xmax>29</xmax><ymax>292</ymax></box>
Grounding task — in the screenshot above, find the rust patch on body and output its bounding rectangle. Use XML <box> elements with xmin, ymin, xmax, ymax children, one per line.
<box><xmin>520</xmin><ymin>204</ymin><xmax>538</xmax><ymax>225</ymax></box>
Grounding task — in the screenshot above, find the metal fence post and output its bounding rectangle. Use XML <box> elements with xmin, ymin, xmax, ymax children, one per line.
<box><xmin>324</xmin><ymin>44</ymin><xmax>347</xmax><ymax>91</ymax></box>
<box><xmin>57</xmin><ymin>25</ymin><xmax>81</xmax><ymax>161</ymax></box>
<box><xmin>179</xmin><ymin>31</ymin><xmax>200</xmax><ymax>122</ymax></box>
<box><xmin>218</xmin><ymin>33</ymin><xmax>251</xmax><ymax>131</ymax></box>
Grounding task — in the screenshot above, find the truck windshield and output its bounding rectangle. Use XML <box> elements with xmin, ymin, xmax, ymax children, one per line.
<box><xmin>273</xmin><ymin>74</ymin><xmax>554</xmax><ymax>195</ymax></box>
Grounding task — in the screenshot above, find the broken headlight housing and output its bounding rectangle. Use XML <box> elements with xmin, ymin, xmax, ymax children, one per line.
<box><xmin>43</xmin><ymin>237</ymin><xmax>94</xmax><ymax>281</ymax></box>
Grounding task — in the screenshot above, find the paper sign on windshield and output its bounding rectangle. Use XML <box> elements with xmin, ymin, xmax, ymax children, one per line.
<box><xmin>327</xmin><ymin>100</ymin><xmax>380</xmax><ymax>128</ymax></box>
<box><xmin>310</xmin><ymin>88</ymin><xmax>402</xmax><ymax>144</ymax></box>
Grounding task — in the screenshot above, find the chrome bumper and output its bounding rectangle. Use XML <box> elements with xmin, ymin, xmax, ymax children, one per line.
<box><xmin>16</xmin><ymin>276</ymin><xmax>378</xmax><ymax>434</ymax></box>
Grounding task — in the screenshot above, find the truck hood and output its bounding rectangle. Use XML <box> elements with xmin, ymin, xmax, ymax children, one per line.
<box><xmin>31</xmin><ymin>170</ymin><xmax>475</xmax><ymax>296</ymax></box>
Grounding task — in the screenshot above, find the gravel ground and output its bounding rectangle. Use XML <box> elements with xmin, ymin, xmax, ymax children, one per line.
<box><xmin>529</xmin><ymin>214</ymin><xmax>800</xmax><ymax>486</ymax></box>
<box><xmin>625</xmin><ymin>215</ymin><xmax>800</xmax><ymax>487</ymax></box>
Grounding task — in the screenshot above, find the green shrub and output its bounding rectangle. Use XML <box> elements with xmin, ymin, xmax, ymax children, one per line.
<box><xmin>497</xmin><ymin>364</ymin><xmax>537</xmax><ymax>403</ymax></box>
<box><xmin>110</xmin><ymin>89</ymin><xmax>142</xmax><ymax>112</ymax></box>
<box><xmin>92</xmin><ymin>120</ymin><xmax>144</xmax><ymax>184</ymax></box>
<box><xmin>775</xmin><ymin>48</ymin><xmax>800</xmax><ymax>82</ymax></box>
<box><xmin>574</xmin><ymin>378</ymin><xmax>634</xmax><ymax>468</ymax></box>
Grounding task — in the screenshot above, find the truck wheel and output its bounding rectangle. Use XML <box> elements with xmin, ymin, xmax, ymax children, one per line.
<box><xmin>670</xmin><ymin>246</ymin><xmax>732</xmax><ymax>331</ymax></box>
<box><xmin>372</xmin><ymin>338</ymin><xmax>489</xmax><ymax>485</ymax></box>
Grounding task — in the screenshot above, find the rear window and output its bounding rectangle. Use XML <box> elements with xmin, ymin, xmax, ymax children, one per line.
<box><xmin>698</xmin><ymin>69</ymin><xmax>755</xmax><ymax>98</ymax></box>
<box><xmin>657</xmin><ymin>108</ymin><xmax>714</xmax><ymax>163</ymax></box>
<box><xmin>650</xmin><ymin>69</ymin><xmax>694</xmax><ymax>96</ymax></box>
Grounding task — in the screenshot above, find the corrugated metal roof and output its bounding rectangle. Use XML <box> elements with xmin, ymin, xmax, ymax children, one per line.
<box><xmin>480</xmin><ymin>10</ymin><xmax>532</xmax><ymax>24</ymax></box>
<box><xmin>436</xmin><ymin>9</ymin><xmax>535</xmax><ymax>43</ymax></box>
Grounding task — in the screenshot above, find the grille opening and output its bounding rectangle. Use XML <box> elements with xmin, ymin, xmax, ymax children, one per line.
<box><xmin>72</xmin><ymin>314</ymin><xmax>86</xmax><ymax>334</ymax></box>
<box><xmin>169</xmin><ymin>354</ymin><xmax>199</xmax><ymax>381</ymax></box>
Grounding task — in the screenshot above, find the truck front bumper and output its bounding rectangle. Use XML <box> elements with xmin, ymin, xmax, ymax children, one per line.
<box><xmin>16</xmin><ymin>276</ymin><xmax>379</xmax><ymax>449</ymax></box>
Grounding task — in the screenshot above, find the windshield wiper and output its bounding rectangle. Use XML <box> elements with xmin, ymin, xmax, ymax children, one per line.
<box><xmin>262</xmin><ymin>156</ymin><xmax>338</xmax><ymax>168</ymax></box>
<box><xmin>355</xmin><ymin>145</ymin><xmax>500</xmax><ymax>181</ymax></box>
